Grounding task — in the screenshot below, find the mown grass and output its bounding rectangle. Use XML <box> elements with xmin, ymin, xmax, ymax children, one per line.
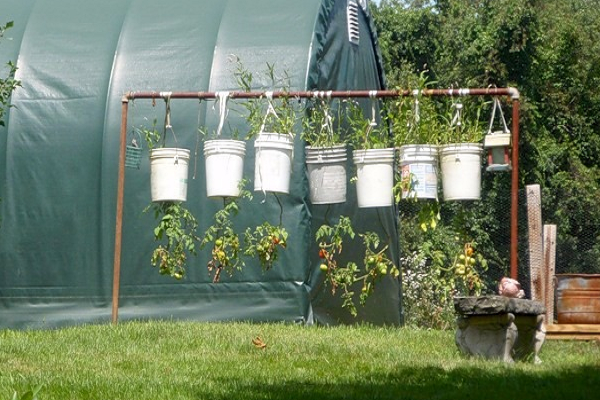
<box><xmin>1</xmin><ymin>321</ymin><xmax>599</xmax><ymax>400</ymax></box>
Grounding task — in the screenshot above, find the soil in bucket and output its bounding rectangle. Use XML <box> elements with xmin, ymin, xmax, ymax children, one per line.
<box><xmin>439</xmin><ymin>143</ymin><xmax>483</xmax><ymax>201</ymax></box>
<box><xmin>150</xmin><ymin>148</ymin><xmax>190</xmax><ymax>202</ymax></box>
<box><xmin>254</xmin><ymin>132</ymin><xmax>294</xmax><ymax>194</ymax></box>
<box><xmin>352</xmin><ymin>148</ymin><xmax>395</xmax><ymax>208</ymax></box>
<box><xmin>204</xmin><ymin>140</ymin><xmax>246</xmax><ymax>198</ymax></box>
<box><xmin>305</xmin><ymin>145</ymin><xmax>347</xmax><ymax>204</ymax></box>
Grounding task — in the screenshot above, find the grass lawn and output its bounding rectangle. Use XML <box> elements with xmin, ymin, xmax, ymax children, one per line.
<box><xmin>1</xmin><ymin>321</ymin><xmax>599</xmax><ymax>399</ymax></box>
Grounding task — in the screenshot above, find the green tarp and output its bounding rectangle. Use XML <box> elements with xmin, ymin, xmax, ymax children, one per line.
<box><xmin>0</xmin><ymin>0</ymin><xmax>401</xmax><ymax>329</ymax></box>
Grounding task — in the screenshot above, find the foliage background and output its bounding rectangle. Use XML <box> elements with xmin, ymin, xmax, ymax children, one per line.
<box><xmin>371</xmin><ymin>0</ymin><xmax>600</xmax><ymax>327</ymax></box>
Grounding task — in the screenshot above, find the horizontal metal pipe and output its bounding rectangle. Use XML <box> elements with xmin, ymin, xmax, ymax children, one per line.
<box><xmin>125</xmin><ymin>87</ymin><xmax>520</xmax><ymax>101</ymax></box>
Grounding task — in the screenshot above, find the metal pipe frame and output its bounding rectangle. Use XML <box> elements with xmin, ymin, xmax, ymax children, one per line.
<box><xmin>112</xmin><ymin>87</ymin><xmax>521</xmax><ymax>324</ymax></box>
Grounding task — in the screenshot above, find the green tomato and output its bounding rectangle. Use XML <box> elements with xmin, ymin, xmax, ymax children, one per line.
<box><xmin>320</xmin><ymin>264</ymin><xmax>328</xmax><ymax>272</ymax></box>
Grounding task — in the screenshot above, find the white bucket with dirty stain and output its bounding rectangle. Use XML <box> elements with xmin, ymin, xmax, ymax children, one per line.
<box><xmin>305</xmin><ymin>144</ymin><xmax>348</xmax><ymax>204</ymax></box>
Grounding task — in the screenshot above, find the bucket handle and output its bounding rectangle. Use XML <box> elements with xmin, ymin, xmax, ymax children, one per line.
<box><xmin>259</xmin><ymin>91</ymin><xmax>293</xmax><ymax>140</ymax></box>
<box><xmin>364</xmin><ymin>91</ymin><xmax>378</xmax><ymax>150</ymax></box>
<box><xmin>450</xmin><ymin>102</ymin><xmax>463</xmax><ymax>130</ymax></box>
<box><xmin>410</xmin><ymin>92</ymin><xmax>420</xmax><ymax>136</ymax></box>
<box><xmin>215</xmin><ymin>91</ymin><xmax>230</xmax><ymax>139</ymax></box>
<box><xmin>487</xmin><ymin>96</ymin><xmax>510</xmax><ymax>135</ymax></box>
<box><xmin>161</xmin><ymin>92</ymin><xmax>180</xmax><ymax>156</ymax></box>
<box><xmin>313</xmin><ymin>91</ymin><xmax>335</xmax><ymax>161</ymax></box>
<box><xmin>356</xmin><ymin>91</ymin><xmax>379</xmax><ymax>162</ymax></box>
<box><xmin>450</xmin><ymin>102</ymin><xmax>464</xmax><ymax>158</ymax></box>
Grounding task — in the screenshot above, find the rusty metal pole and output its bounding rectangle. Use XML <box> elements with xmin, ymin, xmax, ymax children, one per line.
<box><xmin>510</xmin><ymin>94</ymin><xmax>520</xmax><ymax>280</ymax></box>
<box><xmin>111</xmin><ymin>96</ymin><xmax>129</xmax><ymax>325</ymax></box>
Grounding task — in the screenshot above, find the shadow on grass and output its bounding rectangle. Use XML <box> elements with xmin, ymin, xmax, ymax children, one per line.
<box><xmin>203</xmin><ymin>365</ymin><xmax>600</xmax><ymax>400</ymax></box>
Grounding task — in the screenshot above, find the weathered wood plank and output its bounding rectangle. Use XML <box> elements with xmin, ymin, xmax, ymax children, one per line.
<box><xmin>546</xmin><ymin>324</ymin><xmax>600</xmax><ymax>333</ymax></box>
<box><xmin>543</xmin><ymin>224</ymin><xmax>557</xmax><ymax>325</ymax></box>
<box><xmin>527</xmin><ymin>184</ymin><xmax>544</xmax><ymax>301</ymax></box>
<box><xmin>546</xmin><ymin>323</ymin><xmax>600</xmax><ymax>340</ymax></box>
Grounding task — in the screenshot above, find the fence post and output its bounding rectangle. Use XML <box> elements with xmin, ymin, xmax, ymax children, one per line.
<box><xmin>543</xmin><ymin>224</ymin><xmax>557</xmax><ymax>325</ymax></box>
<box><xmin>526</xmin><ymin>184</ymin><xmax>544</xmax><ymax>301</ymax></box>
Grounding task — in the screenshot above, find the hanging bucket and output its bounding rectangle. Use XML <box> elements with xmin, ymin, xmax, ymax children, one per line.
<box><xmin>439</xmin><ymin>143</ymin><xmax>483</xmax><ymax>201</ymax></box>
<box><xmin>204</xmin><ymin>139</ymin><xmax>246</xmax><ymax>198</ymax></box>
<box><xmin>254</xmin><ymin>132</ymin><xmax>294</xmax><ymax>194</ymax></box>
<box><xmin>556</xmin><ymin>274</ymin><xmax>600</xmax><ymax>324</ymax></box>
<box><xmin>398</xmin><ymin>144</ymin><xmax>438</xmax><ymax>199</ymax></box>
<box><xmin>150</xmin><ymin>148</ymin><xmax>190</xmax><ymax>202</ymax></box>
<box><xmin>305</xmin><ymin>144</ymin><xmax>348</xmax><ymax>205</ymax></box>
<box><xmin>352</xmin><ymin>148</ymin><xmax>395</xmax><ymax>208</ymax></box>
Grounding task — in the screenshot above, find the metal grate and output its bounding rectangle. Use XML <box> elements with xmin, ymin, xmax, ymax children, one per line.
<box><xmin>347</xmin><ymin>0</ymin><xmax>360</xmax><ymax>46</ymax></box>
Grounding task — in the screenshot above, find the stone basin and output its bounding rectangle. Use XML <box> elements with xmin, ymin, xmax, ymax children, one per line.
<box><xmin>454</xmin><ymin>295</ymin><xmax>546</xmax><ymax>363</ymax></box>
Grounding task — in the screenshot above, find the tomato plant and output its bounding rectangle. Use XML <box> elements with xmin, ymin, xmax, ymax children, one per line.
<box><xmin>201</xmin><ymin>187</ymin><xmax>251</xmax><ymax>282</ymax></box>
<box><xmin>244</xmin><ymin>222</ymin><xmax>288</xmax><ymax>271</ymax></box>
<box><xmin>147</xmin><ymin>201</ymin><xmax>200</xmax><ymax>279</ymax></box>
<box><xmin>316</xmin><ymin>217</ymin><xmax>399</xmax><ymax>317</ymax></box>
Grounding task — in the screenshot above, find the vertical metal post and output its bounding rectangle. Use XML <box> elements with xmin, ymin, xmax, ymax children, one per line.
<box><xmin>111</xmin><ymin>96</ymin><xmax>129</xmax><ymax>324</ymax></box>
<box><xmin>510</xmin><ymin>97</ymin><xmax>520</xmax><ymax>280</ymax></box>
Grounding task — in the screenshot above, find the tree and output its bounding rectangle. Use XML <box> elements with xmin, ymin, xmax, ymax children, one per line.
<box><xmin>372</xmin><ymin>0</ymin><xmax>600</xmax><ymax>326</ymax></box>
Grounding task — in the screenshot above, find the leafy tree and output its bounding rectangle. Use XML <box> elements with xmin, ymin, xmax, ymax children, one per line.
<box><xmin>372</xmin><ymin>0</ymin><xmax>600</xmax><ymax>326</ymax></box>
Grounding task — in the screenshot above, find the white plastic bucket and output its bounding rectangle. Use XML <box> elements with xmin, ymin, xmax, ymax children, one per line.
<box><xmin>254</xmin><ymin>132</ymin><xmax>294</xmax><ymax>194</ymax></box>
<box><xmin>352</xmin><ymin>148</ymin><xmax>395</xmax><ymax>208</ymax></box>
<box><xmin>204</xmin><ymin>140</ymin><xmax>246</xmax><ymax>198</ymax></box>
<box><xmin>305</xmin><ymin>144</ymin><xmax>348</xmax><ymax>204</ymax></box>
<box><xmin>150</xmin><ymin>148</ymin><xmax>190</xmax><ymax>202</ymax></box>
<box><xmin>439</xmin><ymin>143</ymin><xmax>483</xmax><ymax>200</ymax></box>
<box><xmin>399</xmin><ymin>144</ymin><xmax>438</xmax><ymax>199</ymax></box>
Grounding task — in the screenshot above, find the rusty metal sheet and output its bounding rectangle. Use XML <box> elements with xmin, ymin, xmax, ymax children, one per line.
<box><xmin>556</xmin><ymin>274</ymin><xmax>600</xmax><ymax>324</ymax></box>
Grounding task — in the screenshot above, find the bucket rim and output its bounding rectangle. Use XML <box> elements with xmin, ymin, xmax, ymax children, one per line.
<box><xmin>255</xmin><ymin>132</ymin><xmax>294</xmax><ymax>142</ymax></box>
<box><xmin>439</xmin><ymin>143</ymin><xmax>483</xmax><ymax>151</ymax></box>
<box><xmin>305</xmin><ymin>143</ymin><xmax>347</xmax><ymax>151</ymax></box>
<box><xmin>150</xmin><ymin>147</ymin><xmax>191</xmax><ymax>158</ymax></box>
<box><xmin>306</xmin><ymin>157</ymin><xmax>348</xmax><ymax>164</ymax></box>
<box><xmin>398</xmin><ymin>144</ymin><xmax>439</xmax><ymax>151</ymax></box>
<box><xmin>352</xmin><ymin>148</ymin><xmax>395</xmax><ymax>163</ymax></box>
<box><xmin>204</xmin><ymin>139</ymin><xmax>246</xmax><ymax>147</ymax></box>
<box><xmin>204</xmin><ymin>140</ymin><xmax>247</xmax><ymax>155</ymax></box>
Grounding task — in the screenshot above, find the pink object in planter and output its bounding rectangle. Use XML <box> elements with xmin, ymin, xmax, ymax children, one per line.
<box><xmin>498</xmin><ymin>277</ymin><xmax>526</xmax><ymax>299</ymax></box>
